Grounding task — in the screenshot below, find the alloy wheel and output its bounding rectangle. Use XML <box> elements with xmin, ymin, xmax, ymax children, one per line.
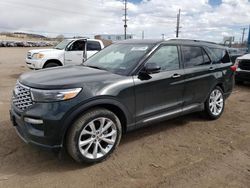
<box><xmin>209</xmin><ymin>89</ymin><xmax>224</xmax><ymax>116</ymax></box>
<box><xmin>78</xmin><ymin>117</ymin><xmax>117</xmax><ymax>159</ymax></box>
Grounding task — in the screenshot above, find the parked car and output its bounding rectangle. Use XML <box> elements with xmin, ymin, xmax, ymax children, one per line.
<box><xmin>227</xmin><ymin>47</ymin><xmax>247</xmax><ymax>63</ymax></box>
<box><xmin>25</xmin><ymin>38</ymin><xmax>104</xmax><ymax>69</ymax></box>
<box><xmin>235</xmin><ymin>53</ymin><xmax>250</xmax><ymax>84</ymax></box>
<box><xmin>10</xmin><ymin>39</ymin><xmax>235</xmax><ymax>163</ymax></box>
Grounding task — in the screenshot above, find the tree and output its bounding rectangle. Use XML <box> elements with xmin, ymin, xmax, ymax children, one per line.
<box><xmin>56</xmin><ymin>34</ymin><xmax>64</xmax><ymax>41</ymax></box>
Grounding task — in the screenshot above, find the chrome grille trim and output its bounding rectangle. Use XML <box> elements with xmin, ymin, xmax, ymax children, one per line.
<box><xmin>27</xmin><ymin>52</ymin><xmax>32</xmax><ymax>59</ymax></box>
<box><xmin>12</xmin><ymin>81</ymin><xmax>34</xmax><ymax>111</ymax></box>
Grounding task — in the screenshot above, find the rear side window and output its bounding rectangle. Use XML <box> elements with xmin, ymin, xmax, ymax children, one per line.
<box><xmin>210</xmin><ymin>48</ymin><xmax>231</xmax><ymax>63</ymax></box>
<box><xmin>182</xmin><ymin>46</ymin><xmax>211</xmax><ymax>68</ymax></box>
<box><xmin>87</xmin><ymin>41</ymin><xmax>101</xmax><ymax>51</ymax></box>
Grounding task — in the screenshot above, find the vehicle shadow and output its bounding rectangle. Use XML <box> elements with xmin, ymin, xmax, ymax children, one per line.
<box><xmin>236</xmin><ymin>82</ymin><xmax>250</xmax><ymax>87</ymax></box>
<box><xmin>0</xmin><ymin>112</ymin><xmax>205</xmax><ymax>178</ymax></box>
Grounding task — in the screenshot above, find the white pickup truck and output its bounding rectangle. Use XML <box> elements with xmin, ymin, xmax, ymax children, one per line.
<box><xmin>26</xmin><ymin>38</ymin><xmax>104</xmax><ymax>69</ymax></box>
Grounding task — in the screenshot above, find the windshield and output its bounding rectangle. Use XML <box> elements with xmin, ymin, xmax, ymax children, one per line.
<box><xmin>54</xmin><ymin>39</ymin><xmax>72</xmax><ymax>50</ymax></box>
<box><xmin>84</xmin><ymin>43</ymin><xmax>153</xmax><ymax>75</ymax></box>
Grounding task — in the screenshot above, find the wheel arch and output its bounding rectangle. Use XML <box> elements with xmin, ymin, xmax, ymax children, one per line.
<box><xmin>43</xmin><ymin>59</ymin><xmax>63</xmax><ymax>68</ymax></box>
<box><xmin>215</xmin><ymin>82</ymin><xmax>225</xmax><ymax>92</ymax></box>
<box><xmin>61</xmin><ymin>98</ymin><xmax>132</xmax><ymax>147</ymax></box>
<box><xmin>204</xmin><ymin>82</ymin><xmax>225</xmax><ymax>104</ymax></box>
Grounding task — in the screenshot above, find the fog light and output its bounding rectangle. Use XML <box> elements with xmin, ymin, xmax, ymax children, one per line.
<box><xmin>24</xmin><ymin>117</ymin><xmax>43</xmax><ymax>124</ymax></box>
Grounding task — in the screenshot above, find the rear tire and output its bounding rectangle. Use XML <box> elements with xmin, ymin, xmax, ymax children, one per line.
<box><xmin>204</xmin><ymin>86</ymin><xmax>225</xmax><ymax>120</ymax></box>
<box><xmin>66</xmin><ymin>108</ymin><xmax>122</xmax><ymax>163</ymax></box>
<box><xmin>43</xmin><ymin>62</ymin><xmax>59</xmax><ymax>68</ymax></box>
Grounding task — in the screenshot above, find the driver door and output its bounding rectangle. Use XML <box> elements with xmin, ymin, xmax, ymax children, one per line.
<box><xmin>133</xmin><ymin>45</ymin><xmax>185</xmax><ymax>124</ymax></box>
<box><xmin>64</xmin><ymin>40</ymin><xmax>86</xmax><ymax>65</ymax></box>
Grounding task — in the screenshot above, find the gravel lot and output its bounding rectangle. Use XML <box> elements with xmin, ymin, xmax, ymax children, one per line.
<box><xmin>0</xmin><ymin>47</ymin><xmax>250</xmax><ymax>188</ymax></box>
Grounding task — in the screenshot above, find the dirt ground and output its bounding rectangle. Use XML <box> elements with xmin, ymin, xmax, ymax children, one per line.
<box><xmin>0</xmin><ymin>47</ymin><xmax>250</xmax><ymax>188</ymax></box>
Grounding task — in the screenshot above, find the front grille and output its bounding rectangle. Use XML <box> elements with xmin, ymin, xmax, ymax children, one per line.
<box><xmin>12</xmin><ymin>82</ymin><xmax>34</xmax><ymax>111</ymax></box>
<box><xmin>239</xmin><ymin>60</ymin><xmax>250</xmax><ymax>71</ymax></box>
<box><xmin>27</xmin><ymin>52</ymin><xmax>32</xmax><ymax>59</ymax></box>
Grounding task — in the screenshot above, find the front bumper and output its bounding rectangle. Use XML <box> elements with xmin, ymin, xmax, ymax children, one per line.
<box><xmin>9</xmin><ymin>99</ymin><xmax>79</xmax><ymax>150</ymax></box>
<box><xmin>26</xmin><ymin>58</ymin><xmax>45</xmax><ymax>70</ymax></box>
<box><xmin>235</xmin><ymin>69</ymin><xmax>250</xmax><ymax>82</ymax></box>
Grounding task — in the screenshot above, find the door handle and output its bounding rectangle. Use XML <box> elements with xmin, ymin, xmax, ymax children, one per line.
<box><xmin>172</xmin><ymin>73</ymin><xmax>181</xmax><ymax>78</ymax></box>
<box><xmin>209</xmin><ymin>67</ymin><xmax>215</xmax><ymax>71</ymax></box>
<box><xmin>65</xmin><ymin>59</ymin><xmax>72</xmax><ymax>61</ymax></box>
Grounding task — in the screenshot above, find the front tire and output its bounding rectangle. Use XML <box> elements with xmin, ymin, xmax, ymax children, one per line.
<box><xmin>204</xmin><ymin>86</ymin><xmax>225</xmax><ymax>120</ymax></box>
<box><xmin>66</xmin><ymin>108</ymin><xmax>122</xmax><ymax>163</ymax></box>
<box><xmin>43</xmin><ymin>62</ymin><xmax>59</xmax><ymax>68</ymax></box>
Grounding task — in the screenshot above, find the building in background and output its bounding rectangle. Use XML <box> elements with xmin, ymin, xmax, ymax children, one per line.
<box><xmin>95</xmin><ymin>34</ymin><xmax>133</xmax><ymax>42</ymax></box>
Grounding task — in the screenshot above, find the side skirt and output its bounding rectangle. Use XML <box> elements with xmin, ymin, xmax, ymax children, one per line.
<box><xmin>126</xmin><ymin>103</ymin><xmax>204</xmax><ymax>132</ymax></box>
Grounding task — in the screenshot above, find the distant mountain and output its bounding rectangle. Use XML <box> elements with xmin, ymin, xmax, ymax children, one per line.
<box><xmin>0</xmin><ymin>32</ymin><xmax>47</xmax><ymax>39</ymax></box>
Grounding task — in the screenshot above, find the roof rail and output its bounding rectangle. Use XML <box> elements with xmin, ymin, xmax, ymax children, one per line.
<box><xmin>166</xmin><ymin>38</ymin><xmax>218</xmax><ymax>45</ymax></box>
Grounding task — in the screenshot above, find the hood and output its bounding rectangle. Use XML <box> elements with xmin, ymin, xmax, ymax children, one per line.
<box><xmin>28</xmin><ymin>48</ymin><xmax>64</xmax><ymax>58</ymax></box>
<box><xmin>29</xmin><ymin>48</ymin><xmax>59</xmax><ymax>54</ymax></box>
<box><xmin>19</xmin><ymin>65</ymin><xmax>124</xmax><ymax>89</ymax></box>
<box><xmin>237</xmin><ymin>53</ymin><xmax>250</xmax><ymax>60</ymax></box>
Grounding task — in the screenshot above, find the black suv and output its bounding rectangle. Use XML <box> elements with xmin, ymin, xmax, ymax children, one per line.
<box><xmin>10</xmin><ymin>39</ymin><xmax>235</xmax><ymax>163</ymax></box>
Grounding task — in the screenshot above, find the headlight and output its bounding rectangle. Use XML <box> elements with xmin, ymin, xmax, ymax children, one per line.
<box><xmin>31</xmin><ymin>88</ymin><xmax>82</xmax><ymax>102</ymax></box>
<box><xmin>32</xmin><ymin>53</ymin><xmax>44</xmax><ymax>59</ymax></box>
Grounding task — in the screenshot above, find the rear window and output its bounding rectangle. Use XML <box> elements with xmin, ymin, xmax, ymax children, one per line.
<box><xmin>210</xmin><ymin>48</ymin><xmax>231</xmax><ymax>63</ymax></box>
<box><xmin>87</xmin><ymin>41</ymin><xmax>101</xmax><ymax>51</ymax></box>
<box><xmin>182</xmin><ymin>46</ymin><xmax>211</xmax><ymax>68</ymax></box>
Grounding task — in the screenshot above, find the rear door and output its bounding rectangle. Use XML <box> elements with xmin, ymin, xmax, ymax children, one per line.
<box><xmin>181</xmin><ymin>45</ymin><xmax>217</xmax><ymax>106</ymax></box>
<box><xmin>133</xmin><ymin>45</ymin><xmax>185</xmax><ymax>124</ymax></box>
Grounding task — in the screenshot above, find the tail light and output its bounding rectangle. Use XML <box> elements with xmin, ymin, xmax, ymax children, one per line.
<box><xmin>230</xmin><ymin>65</ymin><xmax>237</xmax><ymax>72</ymax></box>
<box><xmin>230</xmin><ymin>59</ymin><xmax>239</xmax><ymax>72</ymax></box>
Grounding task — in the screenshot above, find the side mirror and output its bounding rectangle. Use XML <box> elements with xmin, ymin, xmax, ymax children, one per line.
<box><xmin>144</xmin><ymin>63</ymin><xmax>161</xmax><ymax>74</ymax></box>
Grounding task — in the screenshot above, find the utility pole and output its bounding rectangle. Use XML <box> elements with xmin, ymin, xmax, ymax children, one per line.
<box><xmin>248</xmin><ymin>25</ymin><xmax>250</xmax><ymax>52</ymax></box>
<box><xmin>241</xmin><ymin>27</ymin><xmax>248</xmax><ymax>44</ymax></box>
<box><xmin>176</xmin><ymin>9</ymin><xmax>181</xmax><ymax>38</ymax></box>
<box><xmin>161</xmin><ymin>34</ymin><xmax>165</xmax><ymax>40</ymax></box>
<box><xmin>142</xmin><ymin>30</ymin><xmax>144</xmax><ymax>39</ymax></box>
<box><xmin>123</xmin><ymin>0</ymin><xmax>128</xmax><ymax>40</ymax></box>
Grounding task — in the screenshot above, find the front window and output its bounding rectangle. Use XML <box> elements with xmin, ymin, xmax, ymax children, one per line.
<box><xmin>84</xmin><ymin>43</ymin><xmax>153</xmax><ymax>75</ymax></box>
<box><xmin>67</xmin><ymin>40</ymin><xmax>85</xmax><ymax>51</ymax></box>
<box><xmin>146</xmin><ymin>45</ymin><xmax>180</xmax><ymax>71</ymax></box>
<box><xmin>54</xmin><ymin>39</ymin><xmax>72</xmax><ymax>50</ymax></box>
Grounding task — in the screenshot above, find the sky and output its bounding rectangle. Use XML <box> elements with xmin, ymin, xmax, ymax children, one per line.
<box><xmin>0</xmin><ymin>0</ymin><xmax>249</xmax><ymax>42</ymax></box>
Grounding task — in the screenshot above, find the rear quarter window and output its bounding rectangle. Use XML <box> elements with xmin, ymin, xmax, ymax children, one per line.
<box><xmin>209</xmin><ymin>48</ymin><xmax>231</xmax><ymax>63</ymax></box>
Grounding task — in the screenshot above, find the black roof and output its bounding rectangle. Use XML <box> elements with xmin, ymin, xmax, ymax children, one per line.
<box><xmin>117</xmin><ymin>39</ymin><xmax>163</xmax><ymax>45</ymax></box>
<box><xmin>117</xmin><ymin>39</ymin><xmax>225</xmax><ymax>49</ymax></box>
